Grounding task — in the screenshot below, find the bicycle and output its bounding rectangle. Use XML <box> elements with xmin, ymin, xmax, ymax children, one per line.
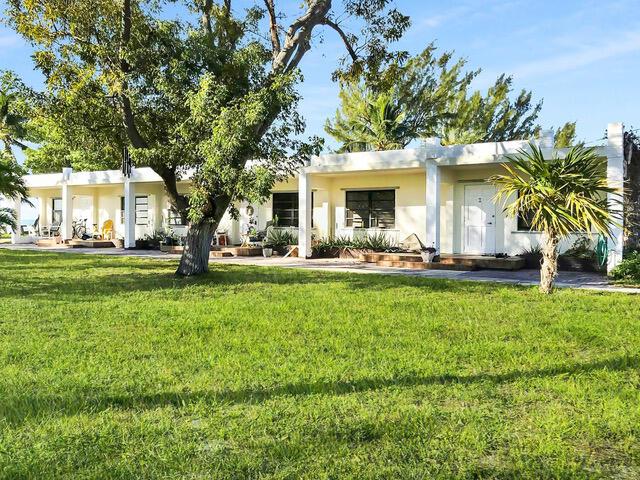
<box><xmin>71</xmin><ymin>218</ymin><xmax>88</xmax><ymax>239</ymax></box>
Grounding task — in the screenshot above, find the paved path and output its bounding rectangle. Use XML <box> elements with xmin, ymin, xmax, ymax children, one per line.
<box><xmin>3</xmin><ymin>244</ymin><xmax>639</xmax><ymax>293</ymax></box>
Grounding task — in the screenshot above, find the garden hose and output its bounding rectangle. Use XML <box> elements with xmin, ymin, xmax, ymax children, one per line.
<box><xmin>595</xmin><ymin>234</ymin><xmax>608</xmax><ymax>268</ymax></box>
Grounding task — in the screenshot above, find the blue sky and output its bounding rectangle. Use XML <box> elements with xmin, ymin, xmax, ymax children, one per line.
<box><xmin>1</xmin><ymin>0</ymin><xmax>639</xmax><ymax>155</ymax></box>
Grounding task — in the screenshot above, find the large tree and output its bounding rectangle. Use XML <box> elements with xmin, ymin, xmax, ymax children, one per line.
<box><xmin>5</xmin><ymin>0</ymin><xmax>409</xmax><ymax>275</ymax></box>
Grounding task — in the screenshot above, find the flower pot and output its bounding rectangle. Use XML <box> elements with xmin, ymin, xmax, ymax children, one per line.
<box><xmin>420</xmin><ymin>251</ymin><xmax>436</xmax><ymax>263</ymax></box>
<box><xmin>262</xmin><ymin>247</ymin><xmax>273</xmax><ymax>258</ymax></box>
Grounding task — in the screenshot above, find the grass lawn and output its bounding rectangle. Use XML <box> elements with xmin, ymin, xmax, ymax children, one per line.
<box><xmin>1</xmin><ymin>249</ymin><xmax>639</xmax><ymax>479</ymax></box>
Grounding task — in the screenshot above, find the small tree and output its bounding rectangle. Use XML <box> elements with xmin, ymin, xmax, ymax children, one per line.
<box><xmin>490</xmin><ymin>143</ymin><xmax>620</xmax><ymax>294</ymax></box>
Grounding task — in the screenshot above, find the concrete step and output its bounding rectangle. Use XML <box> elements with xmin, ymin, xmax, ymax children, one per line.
<box><xmin>440</xmin><ymin>255</ymin><xmax>525</xmax><ymax>271</ymax></box>
<box><xmin>210</xmin><ymin>251</ymin><xmax>234</xmax><ymax>258</ymax></box>
<box><xmin>361</xmin><ymin>252</ymin><xmax>423</xmax><ymax>263</ymax></box>
<box><xmin>67</xmin><ymin>239</ymin><xmax>116</xmax><ymax>248</ymax></box>
<box><xmin>36</xmin><ymin>238</ymin><xmax>65</xmax><ymax>247</ymax></box>
<box><xmin>375</xmin><ymin>260</ymin><xmax>475</xmax><ymax>271</ymax></box>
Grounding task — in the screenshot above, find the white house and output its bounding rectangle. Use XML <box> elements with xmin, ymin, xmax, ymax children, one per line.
<box><xmin>10</xmin><ymin>123</ymin><xmax>626</xmax><ymax>272</ymax></box>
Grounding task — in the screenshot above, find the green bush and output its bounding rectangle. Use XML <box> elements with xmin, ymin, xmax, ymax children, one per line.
<box><xmin>312</xmin><ymin>232</ymin><xmax>395</xmax><ymax>254</ymax></box>
<box><xmin>265</xmin><ymin>228</ymin><xmax>298</xmax><ymax>247</ymax></box>
<box><xmin>610</xmin><ymin>251</ymin><xmax>640</xmax><ymax>283</ymax></box>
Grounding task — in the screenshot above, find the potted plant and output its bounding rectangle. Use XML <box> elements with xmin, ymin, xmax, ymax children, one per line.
<box><xmin>420</xmin><ymin>246</ymin><xmax>437</xmax><ymax>263</ymax></box>
<box><xmin>262</xmin><ymin>240</ymin><xmax>273</xmax><ymax>258</ymax></box>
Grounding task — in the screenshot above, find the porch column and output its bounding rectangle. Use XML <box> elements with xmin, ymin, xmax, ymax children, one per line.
<box><xmin>123</xmin><ymin>176</ymin><xmax>136</xmax><ymax>248</ymax></box>
<box><xmin>298</xmin><ymin>171</ymin><xmax>312</xmax><ymax>258</ymax></box>
<box><xmin>425</xmin><ymin>160</ymin><xmax>441</xmax><ymax>251</ymax></box>
<box><xmin>606</xmin><ymin>122</ymin><xmax>625</xmax><ymax>273</ymax></box>
<box><xmin>60</xmin><ymin>167</ymin><xmax>73</xmax><ymax>240</ymax></box>
<box><xmin>9</xmin><ymin>197</ymin><xmax>21</xmax><ymax>244</ymax></box>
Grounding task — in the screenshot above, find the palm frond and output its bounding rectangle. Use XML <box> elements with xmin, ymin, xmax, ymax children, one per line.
<box><xmin>489</xmin><ymin>142</ymin><xmax>621</xmax><ymax>239</ymax></box>
<box><xmin>0</xmin><ymin>207</ymin><xmax>17</xmax><ymax>231</ymax></box>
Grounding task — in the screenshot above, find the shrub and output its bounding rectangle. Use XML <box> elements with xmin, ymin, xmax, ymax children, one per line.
<box><xmin>266</xmin><ymin>228</ymin><xmax>297</xmax><ymax>247</ymax></box>
<box><xmin>312</xmin><ymin>232</ymin><xmax>395</xmax><ymax>254</ymax></box>
<box><xmin>563</xmin><ymin>235</ymin><xmax>595</xmax><ymax>260</ymax></box>
<box><xmin>610</xmin><ymin>251</ymin><xmax>640</xmax><ymax>283</ymax></box>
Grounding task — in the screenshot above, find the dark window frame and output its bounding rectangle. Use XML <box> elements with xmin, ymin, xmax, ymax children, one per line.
<box><xmin>52</xmin><ymin>198</ymin><xmax>63</xmax><ymax>224</ymax></box>
<box><xmin>135</xmin><ymin>195</ymin><xmax>149</xmax><ymax>226</ymax></box>
<box><xmin>516</xmin><ymin>191</ymin><xmax>538</xmax><ymax>232</ymax></box>
<box><xmin>272</xmin><ymin>192</ymin><xmax>299</xmax><ymax>227</ymax></box>
<box><xmin>345</xmin><ymin>189</ymin><xmax>396</xmax><ymax>229</ymax></box>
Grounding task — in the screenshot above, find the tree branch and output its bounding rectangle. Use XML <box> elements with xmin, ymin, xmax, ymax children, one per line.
<box><xmin>321</xmin><ymin>18</ymin><xmax>357</xmax><ymax>62</ymax></box>
<box><xmin>119</xmin><ymin>0</ymin><xmax>148</xmax><ymax>149</ymax></box>
<box><xmin>263</xmin><ymin>0</ymin><xmax>281</xmax><ymax>60</ymax></box>
<box><xmin>271</xmin><ymin>0</ymin><xmax>331</xmax><ymax>73</ymax></box>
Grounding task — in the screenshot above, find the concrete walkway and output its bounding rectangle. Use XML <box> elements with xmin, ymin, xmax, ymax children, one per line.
<box><xmin>3</xmin><ymin>243</ymin><xmax>639</xmax><ymax>294</ymax></box>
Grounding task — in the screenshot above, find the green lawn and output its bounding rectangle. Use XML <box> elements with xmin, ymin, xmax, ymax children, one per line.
<box><xmin>1</xmin><ymin>250</ymin><xmax>639</xmax><ymax>479</ymax></box>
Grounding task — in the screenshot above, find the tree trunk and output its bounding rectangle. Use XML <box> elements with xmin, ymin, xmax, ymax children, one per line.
<box><xmin>540</xmin><ymin>233</ymin><xmax>560</xmax><ymax>294</ymax></box>
<box><xmin>176</xmin><ymin>220</ymin><xmax>216</xmax><ymax>276</ymax></box>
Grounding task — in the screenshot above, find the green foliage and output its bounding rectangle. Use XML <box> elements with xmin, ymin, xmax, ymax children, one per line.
<box><xmin>553</xmin><ymin>121</ymin><xmax>578</xmax><ymax>149</ymax></box>
<box><xmin>563</xmin><ymin>235</ymin><xmax>596</xmax><ymax>259</ymax></box>
<box><xmin>0</xmin><ymin>83</ymin><xmax>30</xmax><ymax>158</ymax></box>
<box><xmin>439</xmin><ymin>74</ymin><xmax>542</xmax><ymax>145</ymax></box>
<box><xmin>610</xmin><ymin>251</ymin><xmax>640</xmax><ymax>283</ymax></box>
<box><xmin>0</xmin><ymin>151</ymin><xmax>28</xmax><ymax>201</ymax></box>
<box><xmin>325</xmin><ymin>87</ymin><xmax>413</xmax><ymax>151</ymax></box>
<box><xmin>264</xmin><ymin>227</ymin><xmax>297</xmax><ymax>247</ymax></box>
<box><xmin>1</xmin><ymin>250</ymin><xmax>640</xmax><ymax>477</ymax></box>
<box><xmin>313</xmin><ymin>232</ymin><xmax>394</xmax><ymax>253</ymax></box>
<box><xmin>491</xmin><ymin>143</ymin><xmax>620</xmax><ymax>239</ymax></box>
<box><xmin>326</xmin><ymin>45</ymin><xmax>476</xmax><ymax>152</ymax></box>
<box><xmin>0</xmin><ymin>207</ymin><xmax>18</xmax><ymax>231</ymax></box>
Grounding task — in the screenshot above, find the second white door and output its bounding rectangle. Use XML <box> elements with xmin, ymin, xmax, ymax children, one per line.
<box><xmin>463</xmin><ymin>184</ymin><xmax>496</xmax><ymax>255</ymax></box>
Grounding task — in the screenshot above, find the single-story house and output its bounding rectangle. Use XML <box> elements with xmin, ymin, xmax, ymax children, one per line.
<box><xmin>9</xmin><ymin>123</ymin><xmax>625</xmax><ymax>272</ymax></box>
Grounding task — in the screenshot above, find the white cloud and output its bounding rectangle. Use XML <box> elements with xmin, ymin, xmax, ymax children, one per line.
<box><xmin>509</xmin><ymin>31</ymin><xmax>640</xmax><ymax>79</ymax></box>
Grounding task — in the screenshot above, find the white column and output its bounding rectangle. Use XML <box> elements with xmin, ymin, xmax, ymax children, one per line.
<box><xmin>123</xmin><ymin>177</ymin><xmax>136</xmax><ymax>248</ymax></box>
<box><xmin>60</xmin><ymin>167</ymin><xmax>73</xmax><ymax>240</ymax></box>
<box><xmin>10</xmin><ymin>197</ymin><xmax>22</xmax><ymax>244</ymax></box>
<box><xmin>298</xmin><ymin>172</ymin><xmax>312</xmax><ymax>258</ymax></box>
<box><xmin>606</xmin><ymin>122</ymin><xmax>625</xmax><ymax>273</ymax></box>
<box><xmin>425</xmin><ymin>160</ymin><xmax>441</xmax><ymax>251</ymax></box>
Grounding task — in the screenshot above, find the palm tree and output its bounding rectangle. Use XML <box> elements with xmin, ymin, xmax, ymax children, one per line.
<box><xmin>490</xmin><ymin>143</ymin><xmax>620</xmax><ymax>294</ymax></box>
<box><xmin>0</xmin><ymin>153</ymin><xmax>30</xmax><ymax>232</ymax></box>
<box><xmin>325</xmin><ymin>85</ymin><xmax>415</xmax><ymax>152</ymax></box>
<box><xmin>0</xmin><ymin>90</ymin><xmax>28</xmax><ymax>158</ymax></box>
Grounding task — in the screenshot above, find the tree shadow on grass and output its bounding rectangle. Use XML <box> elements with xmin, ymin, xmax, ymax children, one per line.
<box><xmin>0</xmin><ymin>251</ymin><xmax>513</xmax><ymax>300</ymax></box>
<box><xmin>2</xmin><ymin>353</ymin><xmax>638</xmax><ymax>425</ymax></box>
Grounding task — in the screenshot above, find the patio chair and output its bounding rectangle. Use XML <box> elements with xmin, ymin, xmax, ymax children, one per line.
<box><xmin>48</xmin><ymin>221</ymin><xmax>61</xmax><ymax>237</ymax></box>
<box><xmin>101</xmin><ymin>219</ymin><xmax>114</xmax><ymax>240</ymax></box>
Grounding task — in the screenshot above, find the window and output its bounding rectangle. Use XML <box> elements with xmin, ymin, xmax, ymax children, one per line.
<box><xmin>120</xmin><ymin>197</ymin><xmax>125</xmax><ymax>224</ymax></box>
<box><xmin>135</xmin><ymin>196</ymin><xmax>148</xmax><ymax>226</ymax></box>
<box><xmin>516</xmin><ymin>192</ymin><xmax>536</xmax><ymax>231</ymax></box>
<box><xmin>272</xmin><ymin>192</ymin><xmax>298</xmax><ymax>227</ymax></box>
<box><xmin>517</xmin><ymin>211</ymin><xmax>535</xmax><ymax>231</ymax></box>
<box><xmin>345</xmin><ymin>189</ymin><xmax>395</xmax><ymax>228</ymax></box>
<box><xmin>167</xmin><ymin>205</ymin><xmax>186</xmax><ymax>226</ymax></box>
<box><xmin>52</xmin><ymin>198</ymin><xmax>63</xmax><ymax>224</ymax></box>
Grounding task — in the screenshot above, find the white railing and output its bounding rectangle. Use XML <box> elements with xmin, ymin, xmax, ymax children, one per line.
<box><xmin>334</xmin><ymin>227</ymin><xmax>400</xmax><ymax>246</ymax></box>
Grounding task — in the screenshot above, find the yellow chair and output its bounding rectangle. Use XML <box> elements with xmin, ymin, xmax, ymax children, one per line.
<box><xmin>101</xmin><ymin>219</ymin><xmax>114</xmax><ymax>240</ymax></box>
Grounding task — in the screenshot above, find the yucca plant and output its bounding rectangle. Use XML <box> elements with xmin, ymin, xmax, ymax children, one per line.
<box><xmin>490</xmin><ymin>142</ymin><xmax>621</xmax><ymax>294</ymax></box>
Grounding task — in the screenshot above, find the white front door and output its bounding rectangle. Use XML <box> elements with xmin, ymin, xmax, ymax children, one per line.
<box><xmin>463</xmin><ymin>184</ymin><xmax>496</xmax><ymax>255</ymax></box>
